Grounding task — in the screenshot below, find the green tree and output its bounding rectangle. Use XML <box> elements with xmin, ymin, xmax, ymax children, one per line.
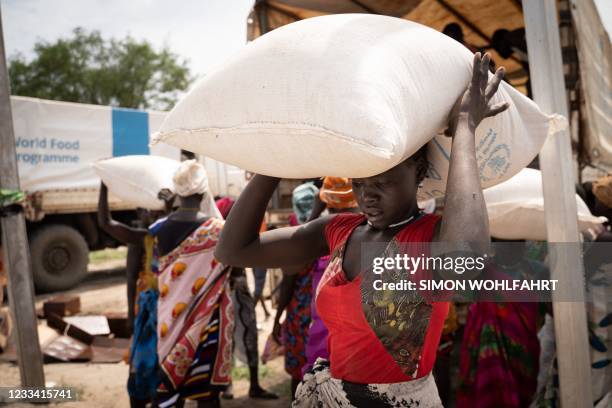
<box><xmin>8</xmin><ymin>28</ymin><xmax>192</xmax><ymax>110</ymax></box>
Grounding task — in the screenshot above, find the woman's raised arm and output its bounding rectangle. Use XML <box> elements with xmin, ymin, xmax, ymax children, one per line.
<box><xmin>97</xmin><ymin>182</ymin><xmax>148</xmax><ymax>246</ymax></box>
<box><xmin>438</xmin><ymin>53</ymin><xmax>509</xmax><ymax>253</ymax></box>
<box><xmin>215</xmin><ymin>175</ymin><xmax>331</xmax><ymax>268</ymax></box>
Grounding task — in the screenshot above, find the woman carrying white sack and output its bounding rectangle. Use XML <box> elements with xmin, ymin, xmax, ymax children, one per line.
<box><xmin>216</xmin><ymin>53</ymin><xmax>507</xmax><ymax>407</ymax></box>
<box><xmin>152</xmin><ymin>160</ymin><xmax>235</xmax><ymax>408</ymax></box>
<box><xmin>98</xmin><ymin>180</ymin><xmax>174</xmax><ymax>408</ymax></box>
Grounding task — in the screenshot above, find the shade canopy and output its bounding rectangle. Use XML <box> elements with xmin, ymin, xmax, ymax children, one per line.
<box><xmin>248</xmin><ymin>0</ymin><xmax>528</xmax><ymax>90</ymax></box>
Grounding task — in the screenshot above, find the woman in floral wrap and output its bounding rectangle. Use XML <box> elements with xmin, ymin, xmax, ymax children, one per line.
<box><xmin>154</xmin><ymin>160</ymin><xmax>233</xmax><ymax>408</ymax></box>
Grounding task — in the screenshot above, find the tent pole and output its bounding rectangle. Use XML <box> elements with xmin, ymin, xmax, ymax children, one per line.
<box><xmin>0</xmin><ymin>4</ymin><xmax>46</xmax><ymax>387</ymax></box>
<box><xmin>523</xmin><ymin>0</ymin><xmax>592</xmax><ymax>407</ymax></box>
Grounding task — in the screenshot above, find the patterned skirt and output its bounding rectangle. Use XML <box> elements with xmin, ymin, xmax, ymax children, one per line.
<box><xmin>457</xmin><ymin>302</ymin><xmax>542</xmax><ymax>408</ymax></box>
<box><xmin>282</xmin><ymin>268</ymin><xmax>312</xmax><ymax>380</ymax></box>
<box><xmin>293</xmin><ymin>358</ymin><xmax>443</xmax><ymax>407</ymax></box>
<box><xmin>157</xmin><ymin>304</ymin><xmax>228</xmax><ymax>406</ymax></box>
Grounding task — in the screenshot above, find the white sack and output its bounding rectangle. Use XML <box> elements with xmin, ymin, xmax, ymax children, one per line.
<box><xmin>484</xmin><ymin>168</ymin><xmax>607</xmax><ymax>240</ymax></box>
<box><xmin>93</xmin><ymin>155</ymin><xmax>181</xmax><ymax>210</ymax></box>
<box><xmin>154</xmin><ymin>14</ymin><xmax>559</xmax><ymax>199</ymax></box>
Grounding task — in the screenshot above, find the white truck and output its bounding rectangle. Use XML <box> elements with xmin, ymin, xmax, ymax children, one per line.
<box><xmin>8</xmin><ymin>96</ymin><xmax>246</xmax><ymax>292</ymax></box>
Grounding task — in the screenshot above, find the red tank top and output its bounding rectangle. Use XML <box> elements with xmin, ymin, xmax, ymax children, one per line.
<box><xmin>316</xmin><ymin>213</ymin><xmax>449</xmax><ymax>384</ymax></box>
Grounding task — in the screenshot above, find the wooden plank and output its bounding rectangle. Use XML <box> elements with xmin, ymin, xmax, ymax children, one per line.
<box><xmin>523</xmin><ymin>0</ymin><xmax>592</xmax><ymax>406</ymax></box>
<box><xmin>0</xmin><ymin>5</ymin><xmax>46</xmax><ymax>387</ymax></box>
<box><xmin>266</xmin><ymin>2</ymin><xmax>303</xmax><ymax>21</ymax></box>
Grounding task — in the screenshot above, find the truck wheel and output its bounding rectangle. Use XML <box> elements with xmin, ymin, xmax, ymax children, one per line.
<box><xmin>30</xmin><ymin>224</ymin><xmax>89</xmax><ymax>292</ymax></box>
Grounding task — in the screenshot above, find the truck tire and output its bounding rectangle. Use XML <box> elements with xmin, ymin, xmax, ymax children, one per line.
<box><xmin>30</xmin><ymin>224</ymin><xmax>89</xmax><ymax>293</ymax></box>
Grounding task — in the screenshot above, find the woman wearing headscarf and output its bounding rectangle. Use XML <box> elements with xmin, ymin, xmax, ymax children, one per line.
<box><xmin>272</xmin><ymin>182</ymin><xmax>319</xmax><ymax>398</ymax></box>
<box><xmin>154</xmin><ymin>160</ymin><xmax>233</xmax><ymax>408</ymax></box>
<box><xmin>98</xmin><ymin>184</ymin><xmax>174</xmax><ymax>408</ymax></box>
<box><xmin>98</xmin><ymin>186</ymin><xmax>174</xmax><ymax>332</ymax></box>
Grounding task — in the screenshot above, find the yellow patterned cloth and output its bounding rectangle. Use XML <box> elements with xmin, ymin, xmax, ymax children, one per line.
<box><xmin>133</xmin><ymin>235</ymin><xmax>158</xmax><ymax>318</ymax></box>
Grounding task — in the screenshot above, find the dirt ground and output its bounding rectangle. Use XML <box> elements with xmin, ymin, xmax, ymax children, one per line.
<box><xmin>0</xmin><ymin>250</ymin><xmax>292</xmax><ymax>407</ymax></box>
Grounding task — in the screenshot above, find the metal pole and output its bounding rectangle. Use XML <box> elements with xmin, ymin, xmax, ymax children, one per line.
<box><xmin>523</xmin><ymin>0</ymin><xmax>592</xmax><ymax>406</ymax></box>
<box><xmin>0</xmin><ymin>5</ymin><xmax>46</xmax><ymax>387</ymax></box>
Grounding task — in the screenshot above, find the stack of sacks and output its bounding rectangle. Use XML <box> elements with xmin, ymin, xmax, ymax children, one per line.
<box><xmin>484</xmin><ymin>168</ymin><xmax>607</xmax><ymax>240</ymax></box>
<box><xmin>153</xmin><ymin>14</ymin><xmax>561</xmax><ymax>199</ymax></box>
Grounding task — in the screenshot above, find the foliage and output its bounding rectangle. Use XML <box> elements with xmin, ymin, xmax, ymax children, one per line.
<box><xmin>9</xmin><ymin>28</ymin><xmax>192</xmax><ymax>110</ymax></box>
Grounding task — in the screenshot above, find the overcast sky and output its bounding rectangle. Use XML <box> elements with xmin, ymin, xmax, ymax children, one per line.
<box><xmin>595</xmin><ymin>0</ymin><xmax>612</xmax><ymax>33</ymax></box>
<box><xmin>1</xmin><ymin>0</ymin><xmax>610</xmax><ymax>79</ymax></box>
<box><xmin>1</xmin><ymin>0</ymin><xmax>254</xmax><ymax>78</ymax></box>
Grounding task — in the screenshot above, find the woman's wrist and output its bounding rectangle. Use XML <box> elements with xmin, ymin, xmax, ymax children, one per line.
<box><xmin>253</xmin><ymin>174</ymin><xmax>281</xmax><ymax>185</ymax></box>
<box><xmin>248</xmin><ymin>174</ymin><xmax>282</xmax><ymax>201</ymax></box>
<box><xmin>455</xmin><ymin>113</ymin><xmax>477</xmax><ymax>133</ymax></box>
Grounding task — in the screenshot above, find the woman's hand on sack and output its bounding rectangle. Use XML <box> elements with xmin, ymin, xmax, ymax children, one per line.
<box><xmin>158</xmin><ymin>188</ymin><xmax>176</xmax><ymax>214</ymax></box>
<box><xmin>157</xmin><ymin>188</ymin><xmax>175</xmax><ymax>203</ymax></box>
<box><xmin>445</xmin><ymin>52</ymin><xmax>509</xmax><ymax>137</ymax></box>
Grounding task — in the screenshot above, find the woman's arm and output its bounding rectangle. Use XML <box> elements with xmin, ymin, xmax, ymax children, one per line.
<box><xmin>215</xmin><ymin>175</ymin><xmax>331</xmax><ymax>268</ymax></box>
<box><xmin>438</xmin><ymin>53</ymin><xmax>509</xmax><ymax>253</ymax></box>
<box><xmin>97</xmin><ymin>182</ymin><xmax>148</xmax><ymax>246</ymax></box>
<box><xmin>272</xmin><ymin>272</ymin><xmax>298</xmax><ymax>342</ymax></box>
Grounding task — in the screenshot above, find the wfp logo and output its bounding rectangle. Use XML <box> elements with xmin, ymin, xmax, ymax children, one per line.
<box><xmin>477</xmin><ymin>128</ymin><xmax>511</xmax><ymax>182</ymax></box>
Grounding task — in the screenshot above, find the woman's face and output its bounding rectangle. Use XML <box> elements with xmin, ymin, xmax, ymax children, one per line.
<box><xmin>351</xmin><ymin>158</ymin><xmax>421</xmax><ymax>230</ymax></box>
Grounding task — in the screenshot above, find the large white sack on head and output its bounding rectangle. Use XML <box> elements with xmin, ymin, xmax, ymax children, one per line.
<box><xmin>93</xmin><ymin>155</ymin><xmax>181</xmax><ymax>210</ymax></box>
<box><xmin>153</xmin><ymin>14</ymin><xmax>558</xmax><ymax>198</ymax></box>
<box><xmin>484</xmin><ymin>168</ymin><xmax>607</xmax><ymax>240</ymax></box>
